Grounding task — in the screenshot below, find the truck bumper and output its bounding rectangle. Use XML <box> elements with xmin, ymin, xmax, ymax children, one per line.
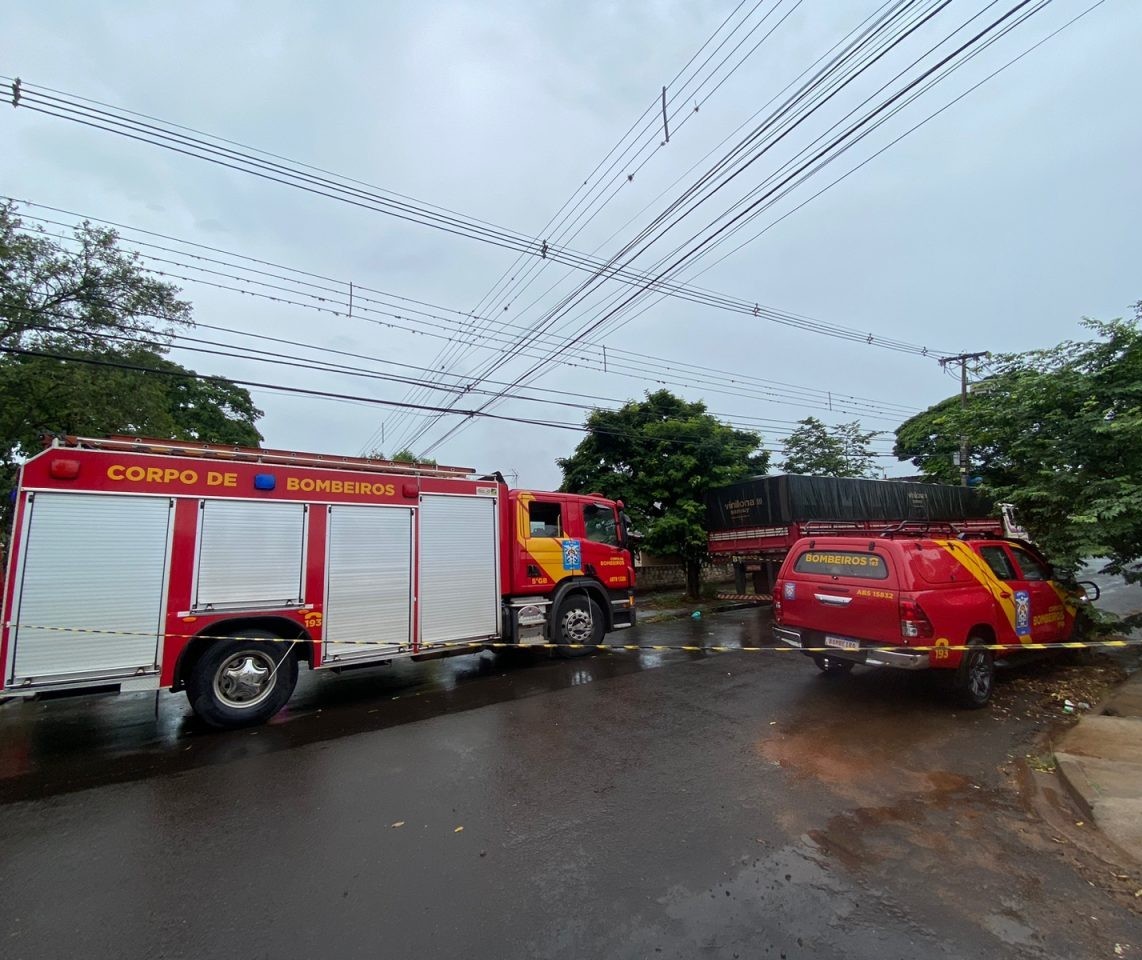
<box><xmin>773</xmin><ymin>626</ymin><xmax>929</xmax><ymax>670</ymax></box>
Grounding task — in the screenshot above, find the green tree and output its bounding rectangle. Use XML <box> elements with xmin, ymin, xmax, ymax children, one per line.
<box><xmin>781</xmin><ymin>417</ymin><xmax>879</xmax><ymax>477</ymax></box>
<box><xmin>392</xmin><ymin>447</ymin><xmax>435</xmax><ymax>465</ymax></box>
<box><xmin>364</xmin><ymin>448</ymin><xmax>437</xmax><ymax>466</ymax></box>
<box><xmin>558</xmin><ymin>390</ymin><xmax>768</xmax><ymax>599</ymax></box>
<box><xmin>892</xmin><ymin>396</ymin><xmax>963</xmax><ymax>485</ymax></box>
<box><xmin>0</xmin><ymin>202</ymin><xmax>263</xmax><ymax>503</ymax></box>
<box><xmin>0</xmin><ymin>346</ymin><xmax>262</xmax><ymax>456</ymax></box>
<box><xmin>894</xmin><ymin>311</ymin><xmax>1142</xmax><ymax>582</ymax></box>
<box><xmin>1</xmin><ymin>200</ymin><xmax>190</xmax><ymax>348</ymax></box>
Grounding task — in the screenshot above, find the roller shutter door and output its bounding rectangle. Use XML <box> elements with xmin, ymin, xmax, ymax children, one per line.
<box><xmin>418</xmin><ymin>495</ymin><xmax>499</xmax><ymax>645</ymax></box>
<box><xmin>10</xmin><ymin>493</ymin><xmax>172</xmax><ymax>684</ymax></box>
<box><xmin>323</xmin><ymin>505</ymin><xmax>412</xmax><ymax>661</ymax></box>
<box><xmin>195</xmin><ymin>500</ymin><xmax>306</xmax><ymax>608</ymax></box>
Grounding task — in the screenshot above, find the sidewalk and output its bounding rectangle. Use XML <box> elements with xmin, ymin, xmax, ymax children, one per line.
<box><xmin>1054</xmin><ymin>670</ymin><xmax>1142</xmax><ymax>862</ymax></box>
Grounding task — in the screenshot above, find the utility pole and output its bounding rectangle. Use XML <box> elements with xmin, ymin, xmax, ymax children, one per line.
<box><xmin>939</xmin><ymin>351</ymin><xmax>989</xmax><ymax>486</ymax></box>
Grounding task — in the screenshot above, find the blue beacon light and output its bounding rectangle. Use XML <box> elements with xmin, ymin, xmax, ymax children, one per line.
<box><xmin>254</xmin><ymin>473</ymin><xmax>277</xmax><ymax>491</ymax></box>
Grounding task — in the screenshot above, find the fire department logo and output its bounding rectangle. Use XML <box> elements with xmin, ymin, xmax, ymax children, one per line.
<box><xmin>1014</xmin><ymin>590</ymin><xmax>1031</xmax><ymax>637</ymax></box>
<box><xmin>562</xmin><ymin>539</ymin><xmax>582</xmax><ymax>571</ymax></box>
<box><xmin>783</xmin><ymin>581</ymin><xmax>796</xmax><ymax>600</ymax></box>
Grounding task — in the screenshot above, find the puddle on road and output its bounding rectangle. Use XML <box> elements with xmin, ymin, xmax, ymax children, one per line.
<box><xmin>618</xmin><ymin>839</ymin><xmax>940</xmax><ymax>960</ymax></box>
<box><xmin>0</xmin><ymin>612</ymin><xmax>770</xmax><ymax>802</ymax></box>
<box><xmin>981</xmin><ymin>911</ymin><xmax>1038</xmax><ymax>947</ymax></box>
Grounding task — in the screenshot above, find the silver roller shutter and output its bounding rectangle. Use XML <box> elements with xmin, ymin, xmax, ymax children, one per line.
<box><xmin>195</xmin><ymin>500</ymin><xmax>306</xmax><ymax>608</ymax></box>
<box><xmin>418</xmin><ymin>494</ymin><xmax>499</xmax><ymax>645</ymax></box>
<box><xmin>11</xmin><ymin>493</ymin><xmax>172</xmax><ymax>684</ymax></box>
<box><xmin>324</xmin><ymin>505</ymin><xmax>412</xmax><ymax>661</ymax></box>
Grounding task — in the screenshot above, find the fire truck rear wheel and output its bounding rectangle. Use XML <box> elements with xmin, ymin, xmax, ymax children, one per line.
<box><xmin>187</xmin><ymin>632</ymin><xmax>299</xmax><ymax>729</ymax></box>
<box><xmin>552</xmin><ymin>595</ymin><xmax>604</xmax><ymax>659</ymax></box>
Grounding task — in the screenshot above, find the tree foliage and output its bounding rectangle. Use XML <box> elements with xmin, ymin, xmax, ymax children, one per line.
<box><xmin>0</xmin><ymin>345</ymin><xmax>262</xmax><ymax>453</ymax></box>
<box><xmin>558</xmin><ymin>390</ymin><xmax>768</xmax><ymax>598</ymax></box>
<box><xmin>1</xmin><ymin>200</ymin><xmax>191</xmax><ymax>349</ymax></box>
<box><xmin>0</xmin><ymin>202</ymin><xmax>263</xmax><ymax>498</ymax></box>
<box><xmin>392</xmin><ymin>447</ymin><xmax>435</xmax><ymax>465</ymax></box>
<box><xmin>364</xmin><ymin>448</ymin><xmax>437</xmax><ymax>466</ymax></box>
<box><xmin>894</xmin><ymin>311</ymin><xmax>1142</xmax><ymax>582</ymax></box>
<box><xmin>781</xmin><ymin>417</ymin><xmax>879</xmax><ymax>477</ymax></box>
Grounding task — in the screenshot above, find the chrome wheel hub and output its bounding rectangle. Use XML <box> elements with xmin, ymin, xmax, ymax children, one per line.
<box><xmin>562</xmin><ymin>608</ymin><xmax>594</xmax><ymax>644</ymax></box>
<box><xmin>214</xmin><ymin>652</ymin><xmax>275</xmax><ymax>709</ymax></box>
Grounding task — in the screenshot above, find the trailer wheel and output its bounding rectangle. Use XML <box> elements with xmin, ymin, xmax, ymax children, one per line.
<box><xmin>187</xmin><ymin>631</ymin><xmax>299</xmax><ymax>729</ymax></box>
<box><xmin>552</xmin><ymin>595</ymin><xmax>604</xmax><ymax>658</ymax></box>
<box><xmin>953</xmin><ymin>638</ymin><xmax>994</xmax><ymax>709</ymax></box>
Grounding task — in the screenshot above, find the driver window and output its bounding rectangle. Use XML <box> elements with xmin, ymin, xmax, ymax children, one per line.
<box><xmin>1010</xmin><ymin>545</ymin><xmax>1049</xmax><ymax>581</ymax></box>
<box><xmin>528</xmin><ymin>501</ymin><xmax>563</xmax><ymax>538</ymax></box>
<box><xmin>583</xmin><ymin>503</ymin><xmax>618</xmax><ymax>546</ymax></box>
<box><xmin>978</xmin><ymin>545</ymin><xmax>1017</xmax><ymax>581</ymax></box>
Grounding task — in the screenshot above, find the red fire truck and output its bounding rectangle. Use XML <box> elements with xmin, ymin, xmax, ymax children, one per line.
<box><xmin>0</xmin><ymin>436</ymin><xmax>636</xmax><ymax>727</ymax></box>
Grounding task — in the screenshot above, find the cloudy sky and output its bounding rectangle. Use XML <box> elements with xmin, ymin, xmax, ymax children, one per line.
<box><xmin>2</xmin><ymin>0</ymin><xmax>1138</xmax><ymax>487</ymax></box>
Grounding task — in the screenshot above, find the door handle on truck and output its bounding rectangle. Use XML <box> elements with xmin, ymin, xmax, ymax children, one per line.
<box><xmin>814</xmin><ymin>593</ymin><xmax>853</xmax><ymax>606</ymax></box>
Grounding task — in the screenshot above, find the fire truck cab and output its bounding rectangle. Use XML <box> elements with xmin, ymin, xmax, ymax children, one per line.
<box><xmin>0</xmin><ymin>437</ymin><xmax>636</xmax><ymax>727</ymax></box>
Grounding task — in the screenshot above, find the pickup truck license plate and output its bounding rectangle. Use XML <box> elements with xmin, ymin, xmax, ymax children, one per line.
<box><xmin>825</xmin><ymin>635</ymin><xmax>860</xmax><ymax>651</ymax></box>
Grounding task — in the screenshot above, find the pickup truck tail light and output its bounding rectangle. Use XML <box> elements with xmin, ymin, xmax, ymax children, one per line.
<box><xmin>773</xmin><ymin>583</ymin><xmax>784</xmax><ymax>623</ymax></box>
<box><xmin>900</xmin><ymin>599</ymin><xmax>933</xmax><ymax>639</ymax></box>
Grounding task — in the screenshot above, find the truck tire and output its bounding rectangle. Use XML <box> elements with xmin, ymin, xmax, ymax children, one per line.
<box><xmin>953</xmin><ymin>638</ymin><xmax>994</xmax><ymax>709</ymax></box>
<box><xmin>552</xmin><ymin>595</ymin><xmax>604</xmax><ymax>659</ymax></box>
<box><xmin>187</xmin><ymin>631</ymin><xmax>299</xmax><ymax>729</ymax></box>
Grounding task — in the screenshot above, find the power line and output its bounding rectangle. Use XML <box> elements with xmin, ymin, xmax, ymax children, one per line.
<box><xmin>397</xmin><ymin>1</ymin><xmax>950</xmax><ymax>451</ymax></box>
<box><xmin>383</xmin><ymin>0</ymin><xmax>804</xmax><ymax>448</ymax></box>
<box><xmin>0</xmin><ymin>341</ymin><xmax>903</xmax><ymax>457</ymax></box>
<box><xmin>14</xmin><ymin>303</ymin><xmax>900</xmax><ymax>445</ymax></box>
<box><xmin>409</xmin><ymin>0</ymin><xmax>976</xmax><ymax>452</ymax></box>
<box><xmin>6</xmin><ymin>201</ymin><xmax>921</xmax><ymax>421</ymax></box>
<box><xmin>415</xmin><ymin>0</ymin><xmax>1073</xmax><ymax>455</ymax></box>
<box><xmin>0</xmin><ymin>77</ymin><xmax>949</xmax><ymax>361</ymax></box>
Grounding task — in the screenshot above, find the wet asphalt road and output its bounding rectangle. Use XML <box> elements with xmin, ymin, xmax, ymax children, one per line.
<box><xmin>2</xmin><ymin>606</ymin><xmax>1141</xmax><ymax>960</ymax></box>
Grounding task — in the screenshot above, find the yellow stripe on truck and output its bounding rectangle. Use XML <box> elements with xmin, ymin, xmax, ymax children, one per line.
<box><xmin>933</xmin><ymin>539</ymin><xmax>1027</xmax><ymax>643</ymax></box>
<box><xmin>515</xmin><ymin>491</ymin><xmax>575</xmax><ymax>584</ymax></box>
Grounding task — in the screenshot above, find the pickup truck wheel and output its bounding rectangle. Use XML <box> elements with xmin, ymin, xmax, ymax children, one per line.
<box><xmin>954</xmin><ymin>639</ymin><xmax>994</xmax><ymax>708</ymax></box>
<box><xmin>187</xmin><ymin>632</ymin><xmax>299</xmax><ymax>729</ymax></box>
<box><xmin>552</xmin><ymin>595</ymin><xmax>604</xmax><ymax>659</ymax></box>
<box><xmin>812</xmin><ymin>655</ymin><xmax>855</xmax><ymax>675</ymax></box>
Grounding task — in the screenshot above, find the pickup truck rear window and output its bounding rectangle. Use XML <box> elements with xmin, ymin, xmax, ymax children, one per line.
<box><xmin>793</xmin><ymin>550</ymin><xmax>889</xmax><ymax>580</ymax></box>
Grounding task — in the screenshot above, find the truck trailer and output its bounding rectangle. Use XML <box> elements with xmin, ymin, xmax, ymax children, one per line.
<box><xmin>706</xmin><ymin>474</ymin><xmax>1000</xmax><ymax>597</ymax></box>
<box><xmin>0</xmin><ymin>436</ymin><xmax>636</xmax><ymax>727</ymax></box>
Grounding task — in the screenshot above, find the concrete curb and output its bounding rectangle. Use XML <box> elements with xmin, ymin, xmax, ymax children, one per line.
<box><xmin>1053</xmin><ymin>753</ymin><xmax>1098</xmax><ymax>821</ymax></box>
<box><xmin>1052</xmin><ymin>671</ymin><xmax>1142</xmax><ymax>863</ymax></box>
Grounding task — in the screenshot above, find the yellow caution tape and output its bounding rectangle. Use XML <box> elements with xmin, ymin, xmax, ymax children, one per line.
<box><xmin>6</xmin><ymin>622</ymin><xmax>1140</xmax><ymax>656</ymax></box>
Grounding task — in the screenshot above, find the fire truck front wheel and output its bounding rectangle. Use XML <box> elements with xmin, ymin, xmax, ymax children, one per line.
<box><xmin>187</xmin><ymin>632</ymin><xmax>299</xmax><ymax>728</ymax></box>
<box><xmin>552</xmin><ymin>595</ymin><xmax>605</xmax><ymax>658</ymax></box>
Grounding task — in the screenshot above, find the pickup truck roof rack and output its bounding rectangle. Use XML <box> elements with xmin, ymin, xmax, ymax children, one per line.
<box><xmin>877</xmin><ymin>519</ymin><xmax>1001</xmax><ymax>540</ymax></box>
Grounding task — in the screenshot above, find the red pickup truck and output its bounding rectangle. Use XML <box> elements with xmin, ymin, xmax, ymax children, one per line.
<box><xmin>772</xmin><ymin>532</ymin><xmax>1095</xmax><ymax>707</ymax></box>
